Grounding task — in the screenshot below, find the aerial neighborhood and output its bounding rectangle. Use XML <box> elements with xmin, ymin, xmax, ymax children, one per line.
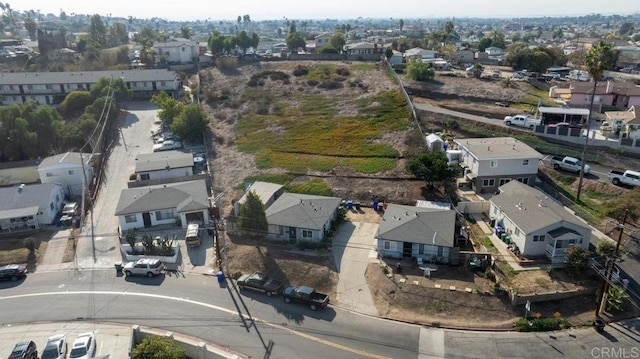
<box><xmin>1</xmin><ymin>4</ymin><xmax>640</xmax><ymax>358</ymax></box>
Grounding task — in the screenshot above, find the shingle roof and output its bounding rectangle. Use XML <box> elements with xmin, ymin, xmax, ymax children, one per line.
<box><xmin>237</xmin><ymin>181</ymin><xmax>283</xmax><ymax>208</ymax></box>
<box><xmin>0</xmin><ymin>69</ymin><xmax>177</xmax><ymax>86</ymax></box>
<box><xmin>376</xmin><ymin>203</ymin><xmax>456</xmax><ymax>247</ymax></box>
<box><xmin>115</xmin><ymin>180</ymin><xmax>209</xmax><ymax>215</ymax></box>
<box><xmin>0</xmin><ymin>183</ymin><xmax>60</xmax><ymax>216</ymax></box>
<box><xmin>454</xmin><ymin>137</ymin><xmax>542</xmax><ymax>160</ymax></box>
<box><xmin>135</xmin><ymin>151</ymin><xmax>193</xmax><ymax>173</ymax></box>
<box><xmin>490</xmin><ymin>181</ymin><xmax>586</xmax><ymax>233</ymax></box>
<box><xmin>265</xmin><ymin>193</ymin><xmax>341</xmax><ymax>231</ymax></box>
<box><xmin>38</xmin><ymin>152</ymin><xmax>92</xmax><ymax>170</ymax></box>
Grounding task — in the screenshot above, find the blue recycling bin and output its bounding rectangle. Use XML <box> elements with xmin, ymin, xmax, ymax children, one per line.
<box><xmin>216</xmin><ymin>270</ymin><xmax>225</xmax><ymax>284</ymax></box>
<box><xmin>347</xmin><ymin>200</ymin><xmax>353</xmax><ymax>210</ymax></box>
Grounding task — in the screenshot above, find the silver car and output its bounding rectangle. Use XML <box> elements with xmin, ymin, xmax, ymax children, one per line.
<box><xmin>41</xmin><ymin>334</ymin><xmax>66</xmax><ymax>359</ymax></box>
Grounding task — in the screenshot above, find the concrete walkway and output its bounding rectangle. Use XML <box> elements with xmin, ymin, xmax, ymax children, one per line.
<box><xmin>39</xmin><ymin>228</ymin><xmax>73</xmax><ymax>271</ymax></box>
<box><xmin>333</xmin><ymin>209</ymin><xmax>380</xmax><ymax>316</ymax></box>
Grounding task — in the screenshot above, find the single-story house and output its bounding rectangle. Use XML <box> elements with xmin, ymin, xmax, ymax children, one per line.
<box><xmin>405</xmin><ymin>47</ymin><xmax>438</xmax><ymax>60</ymax></box>
<box><xmin>0</xmin><ymin>183</ymin><xmax>65</xmax><ymax>233</ymax></box>
<box><xmin>454</xmin><ymin>137</ymin><xmax>543</xmax><ymax>194</ymax></box>
<box><xmin>485</xmin><ymin>47</ymin><xmax>503</xmax><ymax>56</ymax></box>
<box><xmin>115</xmin><ymin>179</ymin><xmax>210</xmax><ymax>231</ymax></box>
<box><xmin>490</xmin><ymin>181</ymin><xmax>591</xmax><ymax>264</ymax></box>
<box><xmin>37</xmin><ymin>152</ymin><xmax>94</xmax><ymax>197</ymax></box>
<box><xmin>233</xmin><ymin>181</ymin><xmax>284</xmax><ymax>216</ymax></box>
<box><xmin>604</xmin><ymin>105</ymin><xmax>640</xmax><ymax>139</ymax></box>
<box><xmin>376</xmin><ymin>202</ymin><xmax>457</xmax><ymax>264</ymax></box>
<box><xmin>134</xmin><ymin>150</ymin><xmax>193</xmax><ymax>181</ymax></box>
<box><xmin>265</xmin><ymin>193</ymin><xmax>341</xmax><ymax>243</ymax></box>
<box><xmin>452</xmin><ymin>49</ymin><xmax>475</xmax><ymax>64</ymax></box>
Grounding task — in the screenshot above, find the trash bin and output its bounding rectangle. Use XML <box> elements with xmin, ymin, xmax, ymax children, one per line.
<box><xmin>593</xmin><ymin>319</ymin><xmax>605</xmax><ymax>333</ymax></box>
<box><xmin>114</xmin><ymin>262</ymin><xmax>123</xmax><ymax>275</ymax></box>
<box><xmin>216</xmin><ymin>270</ymin><xmax>225</xmax><ymax>284</ymax></box>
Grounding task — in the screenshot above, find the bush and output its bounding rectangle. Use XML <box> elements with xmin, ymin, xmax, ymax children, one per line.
<box><xmin>132</xmin><ymin>335</ymin><xmax>186</xmax><ymax>359</ymax></box>
<box><xmin>292</xmin><ymin>65</ymin><xmax>309</xmax><ymax>77</ymax></box>
<box><xmin>317</xmin><ymin>80</ymin><xmax>343</xmax><ymax>89</ymax></box>
<box><xmin>335</xmin><ymin>67</ymin><xmax>351</xmax><ymax>76</ymax></box>
<box><xmin>514</xmin><ymin>317</ymin><xmax>570</xmax><ymax>332</ymax></box>
<box><xmin>24</xmin><ymin>237</ymin><xmax>36</xmax><ymax>252</ymax></box>
<box><xmin>307</xmin><ymin>79</ymin><xmax>319</xmax><ymax>86</ymax></box>
<box><xmin>129</xmin><ymin>173</ymin><xmax>137</xmax><ymax>181</ymax></box>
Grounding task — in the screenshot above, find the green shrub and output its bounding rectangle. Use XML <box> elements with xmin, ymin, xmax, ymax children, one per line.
<box><xmin>514</xmin><ymin>317</ymin><xmax>570</xmax><ymax>332</ymax></box>
<box><xmin>292</xmin><ymin>65</ymin><xmax>309</xmax><ymax>77</ymax></box>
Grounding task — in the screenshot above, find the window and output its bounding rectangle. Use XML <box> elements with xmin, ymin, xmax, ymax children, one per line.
<box><xmin>302</xmin><ymin>230</ymin><xmax>313</xmax><ymax>238</ymax></box>
<box><xmin>46</xmin><ymin>84</ymin><xmax>52</xmax><ymax>89</ymax></box>
<box><xmin>533</xmin><ymin>235</ymin><xmax>545</xmax><ymax>242</ymax></box>
<box><xmin>68</xmin><ymin>170</ymin><xmax>75</xmax><ymax>175</ymax></box>
<box><xmin>124</xmin><ymin>214</ymin><xmax>137</xmax><ymax>223</ymax></box>
<box><xmin>181</xmin><ymin>47</ymin><xmax>186</xmax><ymax>52</ymax></box>
<box><xmin>482</xmin><ymin>179</ymin><xmax>495</xmax><ymax>187</ymax></box>
<box><xmin>28</xmin><ymin>85</ymin><xmax>33</xmax><ymax>90</ymax></box>
<box><xmin>514</xmin><ymin>228</ymin><xmax>520</xmax><ymax>236</ymax></box>
<box><xmin>155</xmin><ymin>209</ymin><xmax>174</xmax><ymax>220</ymax></box>
<box><xmin>517</xmin><ymin>177</ymin><xmax>529</xmax><ymax>184</ymax></box>
<box><xmin>499</xmin><ymin>178</ymin><xmax>511</xmax><ymax>186</ymax></box>
<box><xmin>50</xmin><ymin>202</ymin><xmax>54</xmax><ymax>211</ymax></box>
<box><xmin>384</xmin><ymin>241</ymin><xmax>390</xmax><ymax>250</ymax></box>
<box><xmin>55</xmin><ymin>194</ymin><xmax>60</xmax><ymax>202</ymax></box>
<box><xmin>418</xmin><ymin>244</ymin><xmax>425</xmax><ymax>254</ymax></box>
<box><xmin>522</xmin><ymin>159</ymin><xmax>529</xmax><ymax>165</ymax></box>
<box><xmin>490</xmin><ymin>160</ymin><xmax>498</xmax><ymax>168</ymax></box>
<box><xmin>46</xmin><ymin>172</ymin><xmax>54</xmax><ymax>177</ymax></box>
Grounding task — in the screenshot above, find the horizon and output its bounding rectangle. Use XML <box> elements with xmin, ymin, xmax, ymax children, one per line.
<box><xmin>12</xmin><ymin>1</ymin><xmax>640</xmax><ymax>23</ymax></box>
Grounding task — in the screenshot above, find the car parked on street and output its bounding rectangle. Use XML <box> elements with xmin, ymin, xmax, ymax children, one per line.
<box><xmin>152</xmin><ymin>140</ymin><xmax>183</xmax><ymax>152</ymax></box>
<box><xmin>0</xmin><ymin>264</ymin><xmax>26</xmax><ymax>282</ymax></box>
<box><xmin>124</xmin><ymin>258</ymin><xmax>165</xmax><ymax>277</ymax></box>
<box><xmin>237</xmin><ymin>272</ymin><xmax>284</xmax><ymax>297</ymax></box>
<box><xmin>68</xmin><ymin>332</ymin><xmax>96</xmax><ymax>359</ymax></box>
<box><xmin>41</xmin><ymin>334</ymin><xmax>67</xmax><ymax>359</ymax></box>
<box><xmin>8</xmin><ymin>340</ymin><xmax>37</xmax><ymax>359</ymax></box>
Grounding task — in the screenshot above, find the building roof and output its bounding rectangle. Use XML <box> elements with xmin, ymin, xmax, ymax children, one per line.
<box><xmin>490</xmin><ymin>181</ymin><xmax>586</xmax><ymax>234</ymax></box>
<box><xmin>376</xmin><ymin>203</ymin><xmax>456</xmax><ymax>247</ymax></box>
<box><xmin>135</xmin><ymin>151</ymin><xmax>193</xmax><ymax>173</ymax></box>
<box><xmin>570</xmin><ymin>81</ymin><xmax>609</xmax><ymax>95</ymax></box>
<box><xmin>346</xmin><ymin>42</ymin><xmax>377</xmax><ymax>49</ymax></box>
<box><xmin>38</xmin><ymin>152</ymin><xmax>92</xmax><ymax>170</ymax></box>
<box><xmin>537</xmin><ymin>107</ymin><xmax>590</xmax><ymax>116</ymax></box>
<box><xmin>265</xmin><ymin>193</ymin><xmax>341</xmax><ymax>231</ymax></box>
<box><xmin>454</xmin><ymin>137</ymin><xmax>542</xmax><ymax>160</ymax></box>
<box><xmin>0</xmin><ymin>183</ymin><xmax>61</xmax><ymax>218</ymax></box>
<box><xmin>115</xmin><ymin>180</ymin><xmax>209</xmax><ymax>215</ymax></box>
<box><xmin>0</xmin><ymin>69</ymin><xmax>177</xmax><ymax>86</ymax></box>
<box><xmin>605</xmin><ymin>106</ymin><xmax>639</xmax><ymax>125</ymax></box>
<box><xmin>237</xmin><ymin>181</ymin><xmax>284</xmax><ymax>208</ymax></box>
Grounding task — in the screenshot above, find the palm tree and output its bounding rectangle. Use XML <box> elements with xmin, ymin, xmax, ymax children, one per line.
<box><xmin>576</xmin><ymin>41</ymin><xmax>616</xmax><ymax>201</ymax></box>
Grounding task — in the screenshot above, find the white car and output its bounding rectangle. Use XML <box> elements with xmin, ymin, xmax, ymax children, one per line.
<box><xmin>41</xmin><ymin>334</ymin><xmax>67</xmax><ymax>359</ymax></box>
<box><xmin>69</xmin><ymin>332</ymin><xmax>96</xmax><ymax>359</ymax></box>
<box><xmin>124</xmin><ymin>258</ymin><xmax>165</xmax><ymax>277</ymax></box>
<box><xmin>152</xmin><ymin>140</ymin><xmax>182</xmax><ymax>152</ymax></box>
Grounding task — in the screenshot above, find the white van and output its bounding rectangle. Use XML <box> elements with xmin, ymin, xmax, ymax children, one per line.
<box><xmin>185</xmin><ymin>223</ymin><xmax>201</xmax><ymax>247</ymax></box>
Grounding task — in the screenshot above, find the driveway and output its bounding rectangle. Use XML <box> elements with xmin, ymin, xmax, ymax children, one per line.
<box><xmin>333</xmin><ymin>208</ymin><xmax>380</xmax><ymax>316</ymax></box>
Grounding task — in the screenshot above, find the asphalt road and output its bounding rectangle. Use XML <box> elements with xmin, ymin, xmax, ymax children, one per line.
<box><xmin>2</xmin><ymin>270</ymin><xmax>640</xmax><ymax>359</ymax></box>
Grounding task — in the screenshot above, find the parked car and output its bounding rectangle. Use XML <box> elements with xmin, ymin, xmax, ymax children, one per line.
<box><xmin>542</xmin><ymin>155</ymin><xmax>590</xmax><ymax>174</ymax></box>
<box><xmin>124</xmin><ymin>258</ymin><xmax>165</xmax><ymax>277</ymax></box>
<box><xmin>62</xmin><ymin>202</ymin><xmax>78</xmax><ymax>216</ymax></box>
<box><xmin>548</xmin><ymin>122</ymin><xmax>581</xmax><ymax>129</ymax></box>
<box><xmin>503</xmin><ymin>114</ymin><xmax>541</xmax><ymax>129</ymax></box>
<box><xmin>41</xmin><ymin>334</ymin><xmax>67</xmax><ymax>359</ymax></box>
<box><xmin>68</xmin><ymin>332</ymin><xmax>96</xmax><ymax>359</ymax></box>
<box><xmin>608</xmin><ymin>170</ymin><xmax>640</xmax><ymax>187</ymax></box>
<box><xmin>0</xmin><ymin>264</ymin><xmax>26</xmax><ymax>281</ymax></box>
<box><xmin>8</xmin><ymin>340</ymin><xmax>37</xmax><ymax>359</ymax></box>
<box><xmin>282</xmin><ymin>286</ymin><xmax>329</xmax><ymax>310</ymax></box>
<box><xmin>184</xmin><ymin>223</ymin><xmax>202</xmax><ymax>247</ymax></box>
<box><xmin>237</xmin><ymin>272</ymin><xmax>284</xmax><ymax>296</ymax></box>
<box><xmin>152</xmin><ymin>140</ymin><xmax>183</xmax><ymax>152</ymax></box>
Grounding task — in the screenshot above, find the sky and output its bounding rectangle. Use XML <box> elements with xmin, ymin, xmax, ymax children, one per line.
<box><xmin>12</xmin><ymin>0</ymin><xmax>640</xmax><ymax>22</ymax></box>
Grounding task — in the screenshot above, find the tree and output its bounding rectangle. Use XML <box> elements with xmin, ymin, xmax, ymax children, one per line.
<box><xmin>472</xmin><ymin>63</ymin><xmax>484</xmax><ymax>79</ymax></box>
<box><xmin>87</xmin><ymin>14</ymin><xmax>107</xmax><ymax>49</ymax></box>
<box><xmin>89</xmin><ymin>77</ymin><xmax>132</xmax><ymax>104</ymax></box>
<box><xmin>596</xmin><ymin>240</ymin><xmax>616</xmax><ymax>261</ymax></box>
<box><xmin>328</xmin><ymin>32</ymin><xmax>345</xmax><ymax>52</ymax></box>
<box><xmin>243</xmin><ymin>14</ymin><xmax>251</xmax><ymax>27</ymax></box>
<box><xmin>405</xmin><ymin>59</ymin><xmax>435</xmax><ymax>81</ymax></box>
<box><xmin>477</xmin><ymin>37</ymin><xmax>492</xmax><ymax>52</ymax></box>
<box><xmin>606</xmin><ymin>286</ymin><xmax>629</xmax><ymax>312</ymax></box>
<box><xmin>384</xmin><ymin>47</ymin><xmax>393</xmax><ymax>60</ymax></box>
<box><xmin>179</xmin><ymin>25</ymin><xmax>192</xmax><ymax>39</ymax></box>
<box><xmin>406</xmin><ymin>151</ymin><xmax>457</xmax><ymax>187</ymax></box>
<box><xmin>285</xmin><ymin>32</ymin><xmax>305</xmax><ymax>52</ymax></box>
<box><xmin>208</xmin><ymin>31</ymin><xmax>225</xmax><ymax>55</ymax></box>
<box><xmin>398</xmin><ymin>19</ymin><xmax>404</xmax><ymax>33</ymax></box>
<box><xmin>60</xmin><ymin>91</ymin><xmax>92</xmax><ymax>118</ymax></box>
<box><xmin>131</xmin><ymin>335</ymin><xmax>186</xmax><ymax>359</ymax></box>
<box><xmin>108</xmin><ymin>22</ymin><xmax>129</xmax><ymax>47</ymax></box>
<box><xmin>618</xmin><ymin>22</ymin><xmax>634</xmax><ymax>36</ymax></box>
<box><xmin>564</xmin><ymin>246</ymin><xmax>590</xmax><ymax>271</ymax></box>
<box><xmin>24</xmin><ymin>17</ymin><xmax>36</xmax><ymax>40</ymax></box>
<box><xmin>576</xmin><ymin>41</ymin><xmax>617</xmax><ymax>201</ymax></box>
<box><xmin>238</xmin><ymin>191</ymin><xmax>268</xmax><ymax>239</ymax></box>
<box><xmin>171</xmin><ymin>103</ymin><xmax>207</xmax><ymax>142</ymax></box>
<box><xmin>236</xmin><ymin>30</ymin><xmax>251</xmax><ymax>54</ymax></box>
<box><xmin>151</xmin><ymin>91</ymin><xmax>183</xmax><ymax>127</ymax></box>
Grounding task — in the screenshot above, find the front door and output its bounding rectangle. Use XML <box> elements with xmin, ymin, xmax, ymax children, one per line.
<box><xmin>142</xmin><ymin>212</ymin><xmax>151</xmax><ymax>227</ymax></box>
<box><xmin>403</xmin><ymin>242</ymin><xmax>412</xmax><ymax>258</ymax></box>
<box><xmin>289</xmin><ymin>227</ymin><xmax>297</xmax><ymax>240</ymax></box>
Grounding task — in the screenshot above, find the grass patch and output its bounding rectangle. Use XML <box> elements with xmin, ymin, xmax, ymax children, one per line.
<box><xmin>0</xmin><ymin>238</ymin><xmax>33</xmax><ymax>264</ymax></box>
<box><xmin>242</xmin><ymin>174</ymin><xmax>293</xmax><ymax>187</ymax></box>
<box><xmin>535</xmin><ymin>277</ymin><xmax>550</xmax><ymax>289</ymax></box>
<box><xmin>556</xmin><ymin>175</ymin><xmax>576</xmax><ymax>186</ymax></box>
<box><xmin>286</xmin><ymin>179</ymin><xmax>333</xmax><ymax>196</ymax></box>
<box><xmin>477</xmin><ymin>236</ymin><xmax>498</xmax><ymax>253</ymax></box>
<box><xmin>351</xmin><ymin>63</ymin><xmax>376</xmax><ymax>71</ymax></box>
<box><xmin>584</xmin><ymin>190</ymin><xmax>618</xmax><ymax>201</ymax></box>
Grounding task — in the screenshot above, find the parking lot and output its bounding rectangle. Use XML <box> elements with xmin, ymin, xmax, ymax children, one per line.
<box><xmin>0</xmin><ymin>323</ymin><xmax>132</xmax><ymax>359</ymax></box>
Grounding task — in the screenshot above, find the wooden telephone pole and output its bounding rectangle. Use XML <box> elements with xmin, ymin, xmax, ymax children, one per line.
<box><xmin>598</xmin><ymin>209</ymin><xmax>629</xmax><ymax>316</ymax></box>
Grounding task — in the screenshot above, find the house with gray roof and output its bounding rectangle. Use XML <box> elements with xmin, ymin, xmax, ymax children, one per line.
<box><xmin>115</xmin><ymin>179</ymin><xmax>210</xmax><ymax>231</ymax></box>
<box><xmin>0</xmin><ymin>183</ymin><xmax>65</xmax><ymax>233</ymax></box>
<box><xmin>37</xmin><ymin>152</ymin><xmax>94</xmax><ymax>197</ymax></box>
<box><xmin>134</xmin><ymin>151</ymin><xmax>194</xmax><ymax>181</ymax></box>
<box><xmin>265</xmin><ymin>193</ymin><xmax>341</xmax><ymax>243</ymax></box>
<box><xmin>0</xmin><ymin>69</ymin><xmax>181</xmax><ymax>106</ymax></box>
<box><xmin>489</xmin><ymin>181</ymin><xmax>590</xmax><ymax>264</ymax></box>
<box><xmin>233</xmin><ymin>181</ymin><xmax>284</xmax><ymax>216</ymax></box>
<box><xmin>376</xmin><ymin>202</ymin><xmax>457</xmax><ymax>264</ymax></box>
<box><xmin>454</xmin><ymin>137</ymin><xmax>542</xmax><ymax>194</ymax></box>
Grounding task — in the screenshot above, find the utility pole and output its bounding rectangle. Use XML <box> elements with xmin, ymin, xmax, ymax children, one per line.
<box><xmin>598</xmin><ymin>209</ymin><xmax>629</xmax><ymax>316</ymax></box>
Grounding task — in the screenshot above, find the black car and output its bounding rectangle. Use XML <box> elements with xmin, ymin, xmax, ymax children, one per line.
<box><xmin>0</xmin><ymin>264</ymin><xmax>27</xmax><ymax>282</ymax></box>
<box><xmin>237</xmin><ymin>272</ymin><xmax>284</xmax><ymax>297</ymax></box>
<box><xmin>8</xmin><ymin>340</ymin><xmax>37</xmax><ymax>359</ymax></box>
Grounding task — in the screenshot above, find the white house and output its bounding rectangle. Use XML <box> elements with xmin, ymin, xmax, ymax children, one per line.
<box><xmin>115</xmin><ymin>179</ymin><xmax>210</xmax><ymax>231</ymax></box>
<box><xmin>376</xmin><ymin>202</ymin><xmax>457</xmax><ymax>264</ymax></box>
<box><xmin>454</xmin><ymin>137</ymin><xmax>543</xmax><ymax>194</ymax></box>
<box><xmin>490</xmin><ymin>181</ymin><xmax>591</xmax><ymax>264</ymax></box>
<box><xmin>134</xmin><ymin>151</ymin><xmax>193</xmax><ymax>181</ymax></box>
<box><xmin>314</xmin><ymin>33</ymin><xmax>331</xmax><ymax>48</ymax></box>
<box><xmin>404</xmin><ymin>47</ymin><xmax>438</xmax><ymax>60</ymax></box>
<box><xmin>153</xmin><ymin>37</ymin><xmax>199</xmax><ymax>65</ymax></box>
<box><xmin>37</xmin><ymin>152</ymin><xmax>93</xmax><ymax>197</ymax></box>
<box><xmin>233</xmin><ymin>181</ymin><xmax>284</xmax><ymax>216</ymax></box>
<box><xmin>485</xmin><ymin>47</ymin><xmax>504</xmax><ymax>56</ymax></box>
<box><xmin>0</xmin><ymin>183</ymin><xmax>65</xmax><ymax>232</ymax></box>
<box><xmin>265</xmin><ymin>193</ymin><xmax>341</xmax><ymax>243</ymax></box>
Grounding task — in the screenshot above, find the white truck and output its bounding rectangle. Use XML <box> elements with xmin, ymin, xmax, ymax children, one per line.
<box><xmin>608</xmin><ymin>170</ymin><xmax>640</xmax><ymax>187</ymax></box>
<box><xmin>503</xmin><ymin>115</ymin><xmax>541</xmax><ymax>129</ymax></box>
<box><xmin>543</xmin><ymin>155</ymin><xmax>590</xmax><ymax>174</ymax></box>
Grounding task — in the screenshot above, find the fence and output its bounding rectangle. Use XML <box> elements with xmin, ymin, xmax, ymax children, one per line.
<box><xmin>456</xmin><ymin>201</ymin><xmax>491</xmax><ymax>215</ymax></box>
<box><xmin>385</xmin><ymin>61</ymin><xmax>420</xmax><ymax>134</ymax></box>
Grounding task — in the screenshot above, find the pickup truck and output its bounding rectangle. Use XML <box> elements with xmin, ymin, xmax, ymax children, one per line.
<box><xmin>503</xmin><ymin>115</ymin><xmax>541</xmax><ymax>129</ymax></box>
<box><xmin>608</xmin><ymin>170</ymin><xmax>640</xmax><ymax>187</ymax></box>
<box><xmin>543</xmin><ymin>155</ymin><xmax>590</xmax><ymax>174</ymax></box>
<box><xmin>237</xmin><ymin>272</ymin><xmax>284</xmax><ymax>297</ymax></box>
<box><xmin>282</xmin><ymin>285</ymin><xmax>329</xmax><ymax>310</ymax></box>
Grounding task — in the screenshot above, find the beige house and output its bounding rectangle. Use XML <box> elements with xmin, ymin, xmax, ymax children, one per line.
<box><xmin>604</xmin><ymin>106</ymin><xmax>640</xmax><ymax>139</ymax></box>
